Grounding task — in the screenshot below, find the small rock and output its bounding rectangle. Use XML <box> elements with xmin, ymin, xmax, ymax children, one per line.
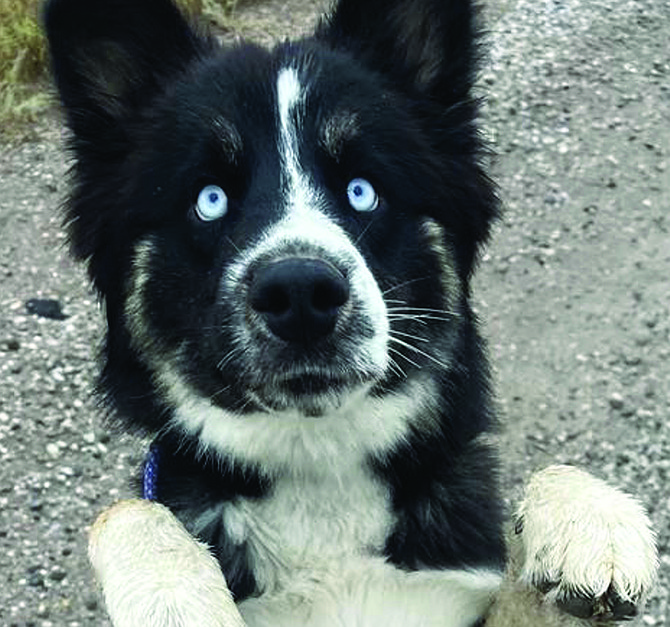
<box><xmin>25</xmin><ymin>299</ymin><xmax>68</xmax><ymax>321</ymax></box>
<box><xmin>609</xmin><ymin>393</ymin><xmax>625</xmax><ymax>410</ymax></box>
<box><xmin>634</xmin><ymin>330</ymin><xmax>653</xmax><ymax>347</ymax></box>
<box><xmin>49</xmin><ymin>567</ymin><xmax>66</xmax><ymax>582</ymax></box>
<box><xmin>36</xmin><ymin>603</ymin><xmax>49</xmax><ymax>618</ymax></box>
<box><xmin>2</xmin><ymin>338</ymin><xmax>20</xmax><ymax>351</ymax></box>
<box><xmin>27</xmin><ymin>570</ymin><xmax>45</xmax><ymax>588</ymax></box>
<box><xmin>84</xmin><ymin>595</ymin><xmax>99</xmax><ymax>611</ymax></box>
<box><xmin>643</xmin><ymin>380</ymin><xmax>658</xmax><ymax>398</ymax></box>
<box><xmin>623</xmin><ymin>351</ymin><xmax>642</xmax><ymax>366</ymax></box>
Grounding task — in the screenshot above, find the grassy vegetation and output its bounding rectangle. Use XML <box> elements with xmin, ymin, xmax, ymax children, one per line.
<box><xmin>0</xmin><ymin>0</ymin><xmax>238</xmax><ymax>136</ymax></box>
<box><xmin>202</xmin><ymin>0</ymin><xmax>239</xmax><ymax>27</ymax></box>
<box><xmin>182</xmin><ymin>0</ymin><xmax>239</xmax><ymax>25</ymax></box>
<box><xmin>0</xmin><ymin>0</ymin><xmax>49</xmax><ymax>133</ymax></box>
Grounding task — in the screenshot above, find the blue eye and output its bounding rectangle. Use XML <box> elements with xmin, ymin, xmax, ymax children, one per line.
<box><xmin>195</xmin><ymin>185</ymin><xmax>228</xmax><ymax>221</ymax></box>
<box><xmin>347</xmin><ymin>178</ymin><xmax>379</xmax><ymax>212</ymax></box>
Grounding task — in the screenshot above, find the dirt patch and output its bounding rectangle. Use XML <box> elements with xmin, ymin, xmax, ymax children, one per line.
<box><xmin>0</xmin><ymin>0</ymin><xmax>668</xmax><ymax>624</ymax></box>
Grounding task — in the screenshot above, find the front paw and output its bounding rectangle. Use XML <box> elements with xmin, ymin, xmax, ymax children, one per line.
<box><xmin>90</xmin><ymin>500</ymin><xmax>246</xmax><ymax>627</ymax></box>
<box><xmin>515</xmin><ymin>465</ymin><xmax>658</xmax><ymax>621</ymax></box>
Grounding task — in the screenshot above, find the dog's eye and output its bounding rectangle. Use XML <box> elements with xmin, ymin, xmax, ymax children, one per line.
<box><xmin>347</xmin><ymin>178</ymin><xmax>379</xmax><ymax>212</ymax></box>
<box><xmin>195</xmin><ymin>185</ymin><xmax>228</xmax><ymax>221</ymax></box>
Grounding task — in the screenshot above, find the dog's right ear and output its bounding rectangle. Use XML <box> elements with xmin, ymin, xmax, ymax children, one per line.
<box><xmin>44</xmin><ymin>0</ymin><xmax>210</xmax><ymax>140</ymax></box>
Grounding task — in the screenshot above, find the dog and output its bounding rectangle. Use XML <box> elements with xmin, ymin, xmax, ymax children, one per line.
<box><xmin>44</xmin><ymin>0</ymin><xmax>657</xmax><ymax>625</ymax></box>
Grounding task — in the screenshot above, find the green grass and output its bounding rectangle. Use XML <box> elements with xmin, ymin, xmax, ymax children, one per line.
<box><xmin>0</xmin><ymin>0</ymin><xmax>48</xmax><ymax>133</ymax></box>
<box><xmin>0</xmin><ymin>0</ymin><xmax>238</xmax><ymax>136</ymax></box>
<box><xmin>0</xmin><ymin>0</ymin><xmax>45</xmax><ymax>84</ymax></box>
<box><xmin>202</xmin><ymin>0</ymin><xmax>239</xmax><ymax>27</ymax></box>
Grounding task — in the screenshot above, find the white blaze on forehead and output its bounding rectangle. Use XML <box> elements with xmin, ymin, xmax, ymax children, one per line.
<box><xmin>277</xmin><ymin>67</ymin><xmax>303</xmax><ymax>148</ymax></box>
<box><xmin>276</xmin><ymin>67</ymin><xmax>322</xmax><ymax>217</ymax></box>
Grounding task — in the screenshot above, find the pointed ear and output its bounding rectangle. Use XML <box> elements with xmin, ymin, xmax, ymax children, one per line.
<box><xmin>320</xmin><ymin>0</ymin><xmax>495</xmax><ymax>277</ymax></box>
<box><xmin>319</xmin><ymin>0</ymin><xmax>480</xmax><ymax>105</ymax></box>
<box><xmin>44</xmin><ymin>0</ymin><xmax>211</xmax><ymax>138</ymax></box>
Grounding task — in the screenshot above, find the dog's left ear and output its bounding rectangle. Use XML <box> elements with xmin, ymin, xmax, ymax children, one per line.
<box><xmin>319</xmin><ymin>0</ymin><xmax>497</xmax><ymax>277</ymax></box>
<box><xmin>319</xmin><ymin>0</ymin><xmax>480</xmax><ymax>108</ymax></box>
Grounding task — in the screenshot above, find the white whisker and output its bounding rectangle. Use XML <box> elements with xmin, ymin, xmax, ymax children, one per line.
<box><xmin>388</xmin><ymin>313</ymin><xmax>457</xmax><ymax>327</ymax></box>
<box><xmin>217</xmin><ymin>345</ymin><xmax>245</xmax><ymax>371</ymax></box>
<box><xmin>387</xmin><ymin>306</ymin><xmax>460</xmax><ymax>316</ymax></box>
<box><xmin>210</xmin><ymin>385</ymin><xmax>232</xmax><ymax>400</ymax></box>
<box><xmin>388</xmin><ymin>316</ymin><xmax>429</xmax><ymax>326</ymax></box>
<box><xmin>386</xmin><ymin>355</ymin><xmax>407</xmax><ymax>379</ymax></box>
<box><xmin>391</xmin><ymin>330</ymin><xmax>430</xmax><ymax>343</ymax></box>
<box><xmin>225</xmin><ymin>235</ymin><xmax>242</xmax><ymax>254</ymax></box>
<box><xmin>382</xmin><ymin>277</ymin><xmax>429</xmax><ymax>296</ymax></box>
<box><xmin>354</xmin><ymin>216</ymin><xmax>377</xmax><ymax>246</ymax></box>
<box><xmin>389</xmin><ymin>335</ymin><xmax>451</xmax><ymax>371</ymax></box>
<box><xmin>388</xmin><ymin>345</ymin><xmax>421</xmax><ymax>370</ymax></box>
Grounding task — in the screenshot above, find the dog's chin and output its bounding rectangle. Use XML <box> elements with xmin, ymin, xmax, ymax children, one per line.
<box><xmin>252</xmin><ymin>374</ymin><xmax>364</xmax><ymax>417</ymax></box>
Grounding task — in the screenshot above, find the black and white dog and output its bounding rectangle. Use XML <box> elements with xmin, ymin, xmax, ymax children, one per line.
<box><xmin>45</xmin><ymin>0</ymin><xmax>657</xmax><ymax>625</ymax></box>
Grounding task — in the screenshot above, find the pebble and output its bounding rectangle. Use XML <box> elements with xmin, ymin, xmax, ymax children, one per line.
<box><xmin>48</xmin><ymin>567</ymin><xmax>66</xmax><ymax>582</ymax></box>
<box><xmin>2</xmin><ymin>338</ymin><xmax>20</xmax><ymax>351</ymax></box>
<box><xmin>27</xmin><ymin>571</ymin><xmax>45</xmax><ymax>588</ymax></box>
<box><xmin>609</xmin><ymin>392</ymin><xmax>625</xmax><ymax>410</ymax></box>
<box><xmin>84</xmin><ymin>595</ymin><xmax>99</xmax><ymax>611</ymax></box>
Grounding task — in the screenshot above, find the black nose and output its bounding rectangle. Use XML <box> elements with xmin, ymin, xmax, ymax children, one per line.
<box><xmin>249</xmin><ymin>258</ymin><xmax>349</xmax><ymax>343</ymax></box>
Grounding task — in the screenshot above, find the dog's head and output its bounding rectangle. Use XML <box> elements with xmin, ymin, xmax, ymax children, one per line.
<box><xmin>46</xmin><ymin>0</ymin><xmax>497</xmax><ymax>467</ymax></box>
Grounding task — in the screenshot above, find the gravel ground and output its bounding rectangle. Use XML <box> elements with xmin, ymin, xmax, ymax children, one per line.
<box><xmin>0</xmin><ymin>0</ymin><xmax>668</xmax><ymax>625</ymax></box>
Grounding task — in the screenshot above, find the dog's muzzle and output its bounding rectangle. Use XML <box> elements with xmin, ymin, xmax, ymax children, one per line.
<box><xmin>249</xmin><ymin>257</ymin><xmax>349</xmax><ymax>344</ymax></box>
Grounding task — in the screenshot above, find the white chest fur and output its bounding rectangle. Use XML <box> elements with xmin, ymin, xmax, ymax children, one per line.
<box><xmin>223</xmin><ymin>466</ymin><xmax>501</xmax><ymax>627</ymax></box>
<box><xmin>223</xmin><ymin>465</ymin><xmax>393</xmax><ymax>593</ymax></box>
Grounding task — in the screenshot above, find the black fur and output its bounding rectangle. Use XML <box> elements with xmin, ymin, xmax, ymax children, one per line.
<box><xmin>46</xmin><ymin>0</ymin><xmax>505</xmax><ymax>612</ymax></box>
<box><xmin>144</xmin><ymin>432</ymin><xmax>271</xmax><ymax>599</ymax></box>
<box><xmin>375</xmin><ymin>318</ymin><xmax>505</xmax><ymax>573</ymax></box>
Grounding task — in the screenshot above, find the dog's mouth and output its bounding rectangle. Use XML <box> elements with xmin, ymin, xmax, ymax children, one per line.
<box><xmin>249</xmin><ymin>371</ymin><xmax>368</xmax><ymax>417</ymax></box>
<box><xmin>280</xmin><ymin>373</ymin><xmax>349</xmax><ymax>397</ymax></box>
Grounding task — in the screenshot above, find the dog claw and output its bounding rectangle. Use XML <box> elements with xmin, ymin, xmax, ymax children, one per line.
<box><xmin>609</xmin><ymin>590</ymin><xmax>638</xmax><ymax>621</ymax></box>
<box><xmin>556</xmin><ymin>589</ymin><xmax>639</xmax><ymax>621</ymax></box>
<box><xmin>556</xmin><ymin>593</ymin><xmax>594</xmax><ymax>619</ymax></box>
<box><xmin>556</xmin><ymin>587</ymin><xmax>640</xmax><ymax>621</ymax></box>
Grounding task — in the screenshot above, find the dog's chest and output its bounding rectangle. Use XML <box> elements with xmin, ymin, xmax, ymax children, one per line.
<box><xmin>223</xmin><ymin>467</ymin><xmax>393</xmax><ymax>591</ymax></box>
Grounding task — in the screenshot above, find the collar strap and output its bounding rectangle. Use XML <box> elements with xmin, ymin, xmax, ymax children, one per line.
<box><xmin>142</xmin><ymin>444</ymin><xmax>160</xmax><ymax>501</ymax></box>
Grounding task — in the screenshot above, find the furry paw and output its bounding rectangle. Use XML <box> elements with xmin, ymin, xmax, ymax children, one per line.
<box><xmin>515</xmin><ymin>465</ymin><xmax>658</xmax><ymax>621</ymax></box>
<box><xmin>89</xmin><ymin>500</ymin><xmax>246</xmax><ymax>627</ymax></box>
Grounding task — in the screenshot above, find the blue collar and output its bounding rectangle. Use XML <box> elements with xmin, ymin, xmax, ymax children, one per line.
<box><xmin>142</xmin><ymin>444</ymin><xmax>160</xmax><ymax>501</ymax></box>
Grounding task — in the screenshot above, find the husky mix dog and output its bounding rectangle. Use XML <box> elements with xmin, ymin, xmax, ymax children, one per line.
<box><xmin>44</xmin><ymin>0</ymin><xmax>657</xmax><ymax>625</ymax></box>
